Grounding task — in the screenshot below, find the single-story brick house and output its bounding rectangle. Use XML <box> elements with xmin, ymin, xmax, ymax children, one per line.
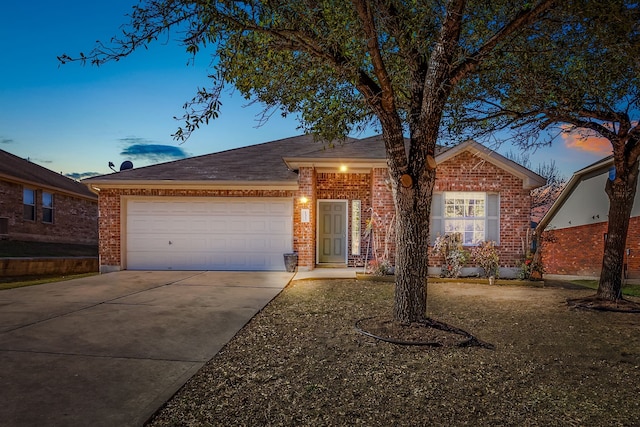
<box><xmin>0</xmin><ymin>149</ymin><xmax>98</xmax><ymax>245</ymax></box>
<box><xmin>84</xmin><ymin>135</ymin><xmax>544</xmax><ymax>275</ymax></box>
<box><xmin>538</xmin><ymin>156</ymin><xmax>640</xmax><ymax>280</ymax></box>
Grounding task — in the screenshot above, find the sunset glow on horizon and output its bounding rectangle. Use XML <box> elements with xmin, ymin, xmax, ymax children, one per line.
<box><xmin>560</xmin><ymin>125</ymin><xmax>613</xmax><ymax>156</ymax></box>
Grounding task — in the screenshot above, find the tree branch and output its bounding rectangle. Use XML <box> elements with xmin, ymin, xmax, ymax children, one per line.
<box><xmin>450</xmin><ymin>0</ymin><xmax>557</xmax><ymax>85</ymax></box>
<box><xmin>351</xmin><ymin>0</ymin><xmax>397</xmax><ymax>114</ymax></box>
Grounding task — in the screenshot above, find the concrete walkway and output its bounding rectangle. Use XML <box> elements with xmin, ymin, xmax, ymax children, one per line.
<box><xmin>0</xmin><ymin>270</ymin><xmax>293</xmax><ymax>427</ymax></box>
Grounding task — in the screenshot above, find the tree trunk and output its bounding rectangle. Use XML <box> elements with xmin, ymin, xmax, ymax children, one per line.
<box><xmin>380</xmin><ymin>2</ymin><xmax>464</xmax><ymax>324</ymax></box>
<box><xmin>597</xmin><ymin>162</ymin><xmax>639</xmax><ymax>300</ymax></box>
<box><xmin>392</xmin><ymin>166</ymin><xmax>437</xmax><ymax>324</ymax></box>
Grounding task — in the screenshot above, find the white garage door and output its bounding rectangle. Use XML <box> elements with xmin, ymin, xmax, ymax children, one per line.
<box><xmin>126</xmin><ymin>198</ymin><xmax>293</xmax><ymax>271</ymax></box>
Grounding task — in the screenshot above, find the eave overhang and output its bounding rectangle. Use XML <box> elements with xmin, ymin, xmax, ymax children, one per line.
<box><xmin>0</xmin><ymin>172</ymin><xmax>97</xmax><ymax>202</ymax></box>
<box><xmin>84</xmin><ymin>179</ymin><xmax>299</xmax><ymax>192</ymax></box>
<box><xmin>283</xmin><ymin>157</ymin><xmax>387</xmax><ymax>173</ymax></box>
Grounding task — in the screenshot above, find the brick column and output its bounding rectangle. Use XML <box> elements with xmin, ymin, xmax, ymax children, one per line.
<box><xmin>98</xmin><ymin>189</ymin><xmax>122</xmax><ymax>273</ymax></box>
<box><xmin>294</xmin><ymin>167</ymin><xmax>316</xmax><ymax>269</ymax></box>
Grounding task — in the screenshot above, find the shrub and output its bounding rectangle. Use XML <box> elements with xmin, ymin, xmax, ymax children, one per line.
<box><xmin>519</xmin><ymin>253</ymin><xmax>544</xmax><ymax>280</ymax></box>
<box><xmin>367</xmin><ymin>259</ymin><xmax>393</xmax><ymax>276</ymax></box>
<box><xmin>471</xmin><ymin>241</ymin><xmax>500</xmax><ymax>278</ymax></box>
<box><xmin>433</xmin><ymin>233</ymin><xmax>469</xmax><ymax>278</ymax></box>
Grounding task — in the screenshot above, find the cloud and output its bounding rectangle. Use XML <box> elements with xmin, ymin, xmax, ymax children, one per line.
<box><xmin>0</xmin><ymin>137</ymin><xmax>13</xmax><ymax>144</ymax></box>
<box><xmin>66</xmin><ymin>172</ymin><xmax>101</xmax><ymax>180</ymax></box>
<box><xmin>560</xmin><ymin>125</ymin><xmax>612</xmax><ymax>155</ymax></box>
<box><xmin>32</xmin><ymin>158</ymin><xmax>53</xmax><ymax>164</ymax></box>
<box><xmin>119</xmin><ymin>137</ymin><xmax>189</xmax><ymax>163</ymax></box>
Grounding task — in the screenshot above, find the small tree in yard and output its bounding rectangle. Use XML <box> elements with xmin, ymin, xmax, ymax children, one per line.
<box><xmin>60</xmin><ymin>0</ymin><xmax>558</xmax><ymax>325</ymax></box>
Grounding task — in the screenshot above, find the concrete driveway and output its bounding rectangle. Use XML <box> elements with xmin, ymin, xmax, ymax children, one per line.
<box><xmin>0</xmin><ymin>270</ymin><xmax>293</xmax><ymax>427</ymax></box>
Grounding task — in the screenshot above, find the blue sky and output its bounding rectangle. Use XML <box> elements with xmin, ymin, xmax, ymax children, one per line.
<box><xmin>0</xmin><ymin>1</ymin><xmax>606</xmax><ymax>180</ymax></box>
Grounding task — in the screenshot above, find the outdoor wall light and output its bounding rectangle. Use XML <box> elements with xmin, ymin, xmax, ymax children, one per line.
<box><xmin>339</xmin><ymin>165</ymin><xmax>348</xmax><ymax>172</ymax></box>
<box><xmin>299</xmin><ymin>196</ymin><xmax>309</xmax><ymax>204</ymax></box>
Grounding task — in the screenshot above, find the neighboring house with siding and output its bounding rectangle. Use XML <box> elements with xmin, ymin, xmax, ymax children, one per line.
<box><xmin>539</xmin><ymin>156</ymin><xmax>640</xmax><ymax>280</ymax></box>
<box><xmin>84</xmin><ymin>135</ymin><xmax>544</xmax><ymax>275</ymax></box>
<box><xmin>0</xmin><ymin>149</ymin><xmax>98</xmax><ymax>245</ymax></box>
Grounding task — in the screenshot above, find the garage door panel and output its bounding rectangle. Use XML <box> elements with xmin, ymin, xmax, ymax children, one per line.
<box><xmin>228</xmin><ymin>220</ymin><xmax>248</xmax><ymax>233</ymax></box>
<box><xmin>246</xmin><ymin>219</ymin><xmax>268</xmax><ymax>232</ymax></box>
<box><xmin>126</xmin><ymin>198</ymin><xmax>293</xmax><ymax>271</ymax></box>
<box><xmin>269</xmin><ymin>219</ymin><xmax>291</xmax><ymax>233</ymax></box>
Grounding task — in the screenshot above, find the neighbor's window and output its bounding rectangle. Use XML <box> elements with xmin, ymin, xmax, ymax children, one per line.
<box><xmin>43</xmin><ymin>192</ymin><xmax>54</xmax><ymax>223</ymax></box>
<box><xmin>430</xmin><ymin>192</ymin><xmax>499</xmax><ymax>245</ymax></box>
<box><xmin>23</xmin><ymin>188</ymin><xmax>36</xmax><ymax>221</ymax></box>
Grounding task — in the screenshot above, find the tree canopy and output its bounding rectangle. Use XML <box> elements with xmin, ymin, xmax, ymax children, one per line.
<box><xmin>450</xmin><ymin>0</ymin><xmax>639</xmax><ymax>149</ymax></box>
<box><xmin>61</xmin><ymin>0</ymin><xmax>558</xmax><ymax>323</ymax></box>
<box><xmin>449</xmin><ymin>0</ymin><xmax>640</xmax><ymax>301</ymax></box>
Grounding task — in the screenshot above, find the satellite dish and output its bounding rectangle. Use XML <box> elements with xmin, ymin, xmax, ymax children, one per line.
<box><xmin>120</xmin><ymin>161</ymin><xmax>134</xmax><ymax>171</ymax></box>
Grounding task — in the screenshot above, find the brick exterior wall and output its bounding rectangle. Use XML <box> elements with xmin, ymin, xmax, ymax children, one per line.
<box><xmin>370</xmin><ymin>168</ymin><xmax>396</xmax><ymax>265</ymax></box>
<box><xmin>315</xmin><ymin>171</ymin><xmax>372</xmax><ymax>267</ymax></box>
<box><xmin>292</xmin><ymin>168</ymin><xmax>393</xmax><ymax>269</ymax></box>
<box><xmin>430</xmin><ymin>151</ymin><xmax>532</xmax><ymax>269</ymax></box>
<box><xmin>542</xmin><ymin>217</ymin><xmax>640</xmax><ymax>279</ymax></box>
<box><xmin>96</xmin><ymin>150</ymin><xmax>534</xmax><ymax>272</ymax></box>
<box><xmin>98</xmin><ymin>188</ymin><xmax>296</xmax><ymax>269</ymax></box>
<box><xmin>0</xmin><ymin>179</ymin><xmax>98</xmax><ymax>245</ymax></box>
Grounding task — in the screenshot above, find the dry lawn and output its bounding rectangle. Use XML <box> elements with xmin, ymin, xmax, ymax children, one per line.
<box><xmin>148</xmin><ymin>279</ymin><xmax>640</xmax><ymax>426</ymax></box>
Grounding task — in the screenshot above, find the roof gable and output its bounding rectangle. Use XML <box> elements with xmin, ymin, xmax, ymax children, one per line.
<box><xmin>436</xmin><ymin>140</ymin><xmax>546</xmax><ymax>190</ymax></box>
<box><xmin>538</xmin><ymin>156</ymin><xmax>615</xmax><ymax>231</ymax></box>
<box><xmin>0</xmin><ymin>149</ymin><xmax>96</xmax><ymax>200</ymax></box>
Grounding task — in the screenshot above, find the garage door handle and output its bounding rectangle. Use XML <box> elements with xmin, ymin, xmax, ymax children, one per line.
<box><xmin>168</xmin><ymin>241</ymin><xmax>172</xmax><ymax>245</ymax></box>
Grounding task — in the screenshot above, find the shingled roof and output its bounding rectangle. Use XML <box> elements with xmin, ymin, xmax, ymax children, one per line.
<box><xmin>84</xmin><ymin>134</ymin><xmax>452</xmax><ymax>186</ymax></box>
<box><xmin>84</xmin><ymin>134</ymin><xmax>382</xmax><ymax>185</ymax></box>
<box><xmin>0</xmin><ymin>149</ymin><xmax>97</xmax><ymax>200</ymax></box>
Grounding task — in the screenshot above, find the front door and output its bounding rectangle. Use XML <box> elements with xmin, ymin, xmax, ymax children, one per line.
<box><xmin>318</xmin><ymin>201</ymin><xmax>348</xmax><ymax>264</ymax></box>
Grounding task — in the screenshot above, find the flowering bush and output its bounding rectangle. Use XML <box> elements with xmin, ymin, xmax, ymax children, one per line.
<box><xmin>519</xmin><ymin>253</ymin><xmax>544</xmax><ymax>280</ymax></box>
<box><xmin>433</xmin><ymin>233</ymin><xmax>469</xmax><ymax>278</ymax></box>
<box><xmin>471</xmin><ymin>241</ymin><xmax>500</xmax><ymax>278</ymax></box>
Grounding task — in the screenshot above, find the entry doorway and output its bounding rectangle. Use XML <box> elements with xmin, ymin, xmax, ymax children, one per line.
<box><xmin>317</xmin><ymin>200</ymin><xmax>348</xmax><ymax>264</ymax></box>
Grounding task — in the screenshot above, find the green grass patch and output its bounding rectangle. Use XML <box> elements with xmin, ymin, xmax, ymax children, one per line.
<box><xmin>0</xmin><ymin>273</ymin><xmax>98</xmax><ymax>290</ymax></box>
<box><xmin>570</xmin><ymin>280</ymin><xmax>640</xmax><ymax>297</ymax></box>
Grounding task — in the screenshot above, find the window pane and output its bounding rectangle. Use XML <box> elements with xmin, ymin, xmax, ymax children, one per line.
<box><xmin>43</xmin><ymin>208</ymin><xmax>53</xmax><ymax>223</ymax></box>
<box><xmin>24</xmin><ymin>205</ymin><xmax>35</xmax><ymax>221</ymax></box>
<box><xmin>463</xmin><ymin>231</ymin><xmax>474</xmax><ymax>245</ymax></box>
<box><xmin>445</xmin><ymin>205</ymin><xmax>455</xmax><ymax>217</ymax></box>
<box><xmin>23</xmin><ymin>189</ymin><xmax>34</xmax><ymax>205</ymax></box>
<box><xmin>442</xmin><ymin>192</ymin><xmax>488</xmax><ymax>245</ymax></box>
<box><xmin>43</xmin><ymin>192</ymin><xmax>53</xmax><ymax>208</ymax></box>
<box><xmin>23</xmin><ymin>188</ymin><xmax>35</xmax><ymax>221</ymax></box>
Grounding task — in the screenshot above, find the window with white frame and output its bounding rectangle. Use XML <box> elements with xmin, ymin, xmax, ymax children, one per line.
<box><xmin>23</xmin><ymin>188</ymin><xmax>35</xmax><ymax>221</ymax></box>
<box><xmin>43</xmin><ymin>192</ymin><xmax>54</xmax><ymax>223</ymax></box>
<box><xmin>430</xmin><ymin>192</ymin><xmax>499</xmax><ymax>245</ymax></box>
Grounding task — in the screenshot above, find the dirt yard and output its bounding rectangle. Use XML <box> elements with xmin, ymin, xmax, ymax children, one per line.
<box><xmin>148</xmin><ymin>279</ymin><xmax>640</xmax><ymax>426</ymax></box>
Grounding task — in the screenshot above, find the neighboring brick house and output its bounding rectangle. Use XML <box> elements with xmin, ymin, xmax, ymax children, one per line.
<box><xmin>539</xmin><ymin>156</ymin><xmax>640</xmax><ymax>280</ymax></box>
<box><xmin>0</xmin><ymin>149</ymin><xmax>98</xmax><ymax>245</ymax></box>
<box><xmin>84</xmin><ymin>135</ymin><xmax>544</xmax><ymax>275</ymax></box>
